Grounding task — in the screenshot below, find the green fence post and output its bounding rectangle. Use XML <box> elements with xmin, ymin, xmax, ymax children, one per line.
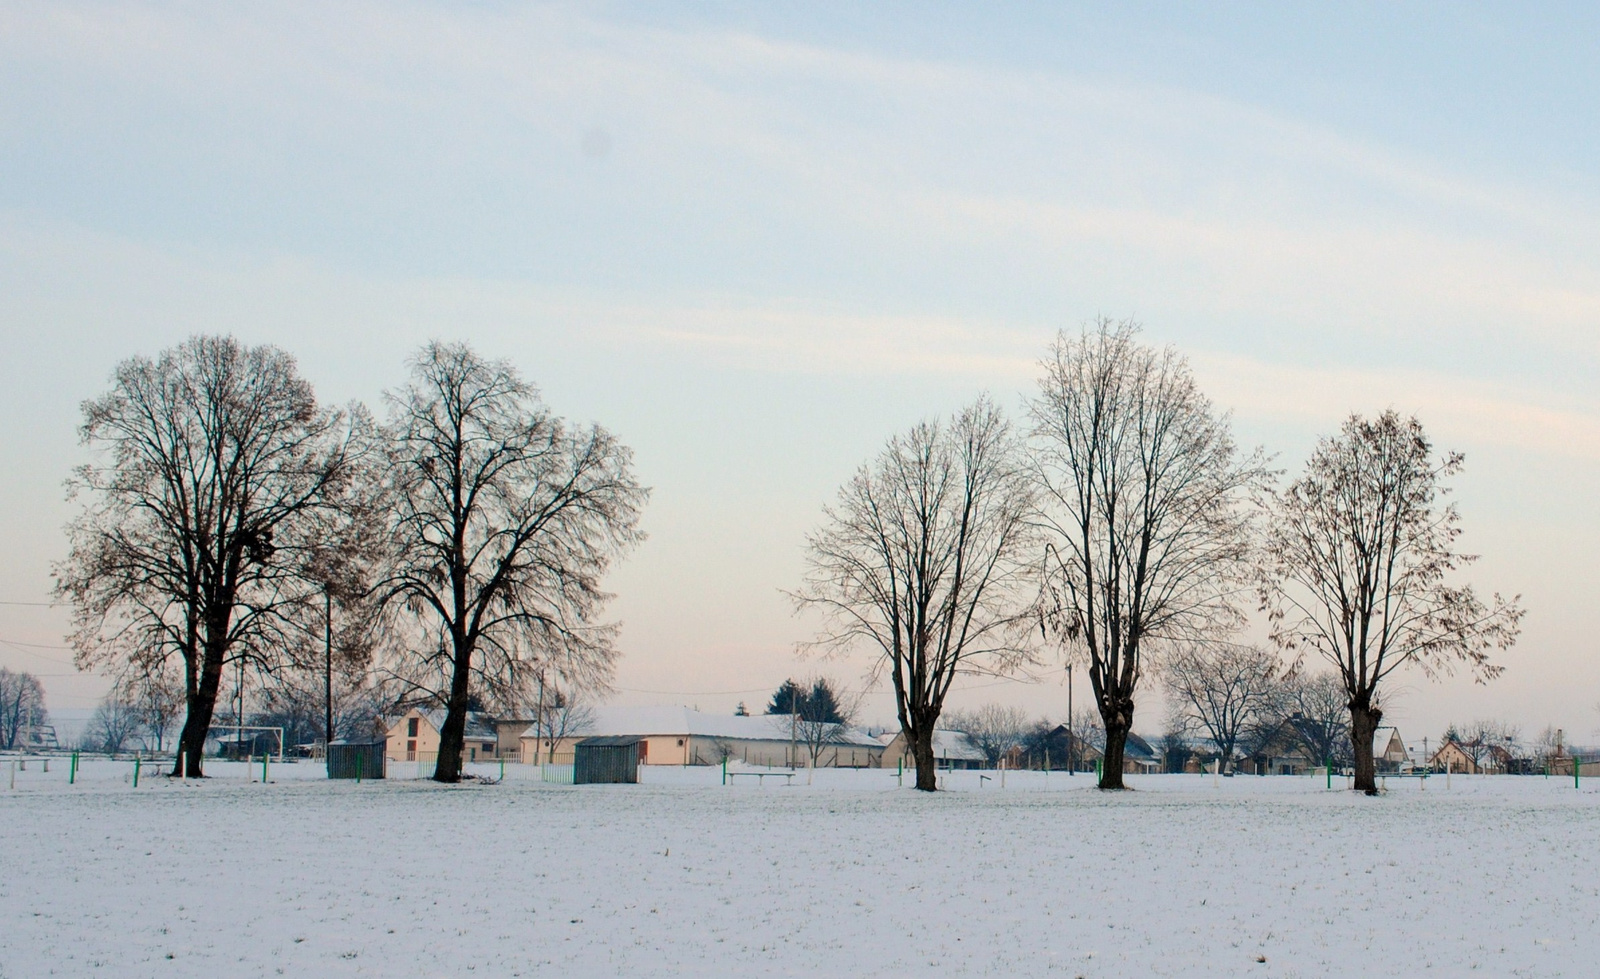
<box><xmin>355</xmin><ymin>753</ymin><xmax>363</xmax><ymax>784</ymax></box>
<box><xmin>1326</xmin><ymin>759</ymin><xmax>1332</xmax><ymax>790</ymax></box>
<box><xmin>70</xmin><ymin>751</ymin><xmax>78</xmax><ymax>785</ymax></box>
<box><xmin>721</xmin><ymin>757</ymin><xmax>727</xmax><ymax>786</ymax></box>
<box><xmin>133</xmin><ymin>757</ymin><xmax>141</xmax><ymax>788</ymax></box>
<box><xmin>1576</xmin><ymin>757</ymin><xmax>1581</xmax><ymax>790</ymax></box>
<box><xmin>263</xmin><ymin>753</ymin><xmax>269</xmax><ymax>784</ymax></box>
<box><xmin>1096</xmin><ymin>758</ymin><xmax>1103</xmax><ymax>782</ymax></box>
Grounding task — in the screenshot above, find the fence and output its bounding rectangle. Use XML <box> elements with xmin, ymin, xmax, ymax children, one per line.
<box><xmin>327</xmin><ymin>741</ymin><xmax>386</xmax><ymax>780</ymax></box>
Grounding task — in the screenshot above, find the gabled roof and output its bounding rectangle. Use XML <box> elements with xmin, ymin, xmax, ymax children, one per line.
<box><xmin>875</xmin><ymin>728</ymin><xmax>986</xmax><ymax>762</ymax></box>
<box><xmin>1072</xmin><ymin>727</ymin><xmax>1158</xmax><ymax>762</ymax></box>
<box><xmin>517</xmin><ymin>706</ymin><xmax>882</xmax><ymax>747</ymax></box>
<box><xmin>395</xmin><ymin>709</ymin><xmax>498</xmax><ymax>742</ymax></box>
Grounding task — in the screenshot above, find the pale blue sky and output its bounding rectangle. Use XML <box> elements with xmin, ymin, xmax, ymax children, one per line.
<box><xmin>3</xmin><ymin>3</ymin><xmax>1597</xmax><ymax>740</ymax></box>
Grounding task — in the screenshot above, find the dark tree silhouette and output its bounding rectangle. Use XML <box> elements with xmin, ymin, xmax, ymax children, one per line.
<box><xmin>1259</xmin><ymin>411</ymin><xmax>1523</xmax><ymax>794</ymax></box>
<box><xmin>795</xmin><ymin>398</ymin><xmax>1037</xmax><ymax>791</ymax></box>
<box><xmin>56</xmin><ymin>336</ymin><xmax>367</xmax><ymax>777</ymax></box>
<box><xmin>1030</xmin><ymin>321</ymin><xmax>1265</xmax><ymax>789</ymax></box>
<box><xmin>376</xmin><ymin>342</ymin><xmax>646</xmax><ymax>783</ymax></box>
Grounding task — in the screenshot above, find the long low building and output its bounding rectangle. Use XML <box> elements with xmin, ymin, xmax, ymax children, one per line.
<box><xmin>521</xmin><ymin>706</ymin><xmax>886</xmax><ymax>768</ymax></box>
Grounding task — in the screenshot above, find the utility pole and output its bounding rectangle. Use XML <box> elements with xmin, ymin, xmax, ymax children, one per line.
<box><xmin>324</xmin><ymin>584</ymin><xmax>334</xmax><ymax>747</ymax></box>
<box><xmin>1066</xmin><ymin>664</ymin><xmax>1074</xmax><ymax>775</ymax></box>
<box><xmin>236</xmin><ymin>656</ymin><xmax>245</xmax><ymax>759</ymax></box>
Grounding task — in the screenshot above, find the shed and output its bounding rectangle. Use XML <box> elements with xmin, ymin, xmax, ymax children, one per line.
<box><xmin>327</xmin><ymin>740</ymin><xmax>387</xmax><ymax>779</ymax></box>
<box><xmin>574</xmin><ymin>736</ymin><xmax>641</xmax><ymax>784</ymax></box>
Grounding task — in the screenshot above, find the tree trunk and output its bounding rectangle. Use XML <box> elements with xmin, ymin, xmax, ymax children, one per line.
<box><xmin>911</xmin><ymin>725</ymin><xmax>938</xmax><ymax>791</ymax></box>
<box><xmin>173</xmin><ymin>651</ymin><xmax>224</xmax><ymax>778</ymax></box>
<box><xmin>1349</xmin><ymin>699</ymin><xmax>1382</xmax><ymax>795</ymax></box>
<box><xmin>1100</xmin><ymin>719</ymin><xmax>1129</xmax><ymax>790</ymax></box>
<box><xmin>432</xmin><ymin>640</ymin><xmax>473</xmax><ymax>783</ymax></box>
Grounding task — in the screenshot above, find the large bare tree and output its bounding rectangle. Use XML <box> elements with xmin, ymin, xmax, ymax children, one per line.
<box><xmin>1030</xmin><ymin>320</ymin><xmax>1264</xmax><ymax>789</ymax></box>
<box><xmin>1156</xmin><ymin>640</ymin><xmax>1283</xmax><ymax>774</ymax></box>
<box><xmin>376</xmin><ymin>342</ymin><xmax>647</xmax><ymax>783</ymax></box>
<box><xmin>795</xmin><ymin>397</ymin><xmax>1037</xmax><ymax>791</ymax></box>
<box><xmin>0</xmin><ymin>668</ymin><xmax>48</xmax><ymax>750</ymax></box>
<box><xmin>56</xmin><ymin>336</ymin><xmax>367</xmax><ymax>776</ymax></box>
<box><xmin>1258</xmin><ymin>410</ymin><xmax>1523</xmax><ymax>794</ymax></box>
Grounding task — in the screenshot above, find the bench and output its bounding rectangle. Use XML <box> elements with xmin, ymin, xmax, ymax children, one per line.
<box><xmin>726</xmin><ymin>771</ymin><xmax>796</xmax><ymax>786</ymax></box>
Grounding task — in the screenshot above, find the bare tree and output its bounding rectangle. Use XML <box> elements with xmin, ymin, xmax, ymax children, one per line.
<box><xmin>1258</xmin><ymin>410</ymin><xmax>1523</xmax><ymax>794</ymax></box>
<box><xmin>794</xmin><ymin>679</ymin><xmax>861</xmax><ymax>768</ymax></box>
<box><xmin>376</xmin><ymin>342</ymin><xmax>647</xmax><ymax>782</ymax></box>
<box><xmin>528</xmin><ymin>686</ymin><xmax>596</xmax><ymax>763</ymax></box>
<box><xmin>1156</xmin><ymin>640</ymin><xmax>1283</xmax><ymax>774</ymax></box>
<box><xmin>795</xmin><ymin>397</ymin><xmax>1038</xmax><ymax>791</ymax></box>
<box><xmin>107</xmin><ymin>666</ymin><xmax>184</xmax><ymax>753</ymax></box>
<box><xmin>1282</xmin><ymin>670</ymin><xmax>1351</xmax><ymax>768</ymax></box>
<box><xmin>945</xmin><ymin>703</ymin><xmax>1030</xmax><ymax>767</ymax></box>
<box><xmin>1031</xmin><ymin>321</ymin><xmax>1265</xmax><ymax>789</ymax></box>
<box><xmin>85</xmin><ymin>694</ymin><xmax>143</xmax><ymax>756</ymax></box>
<box><xmin>0</xmin><ymin>668</ymin><xmax>48</xmax><ymax>750</ymax></box>
<box><xmin>55</xmin><ymin>336</ymin><xmax>368</xmax><ymax>777</ymax></box>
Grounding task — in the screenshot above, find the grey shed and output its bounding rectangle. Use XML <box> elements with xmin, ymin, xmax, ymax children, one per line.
<box><xmin>574</xmin><ymin>736</ymin><xmax>641</xmax><ymax>784</ymax></box>
<box><xmin>326</xmin><ymin>740</ymin><xmax>386</xmax><ymax>779</ymax></box>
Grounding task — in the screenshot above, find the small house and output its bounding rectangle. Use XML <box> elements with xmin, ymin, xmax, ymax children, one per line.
<box><xmin>1429</xmin><ymin>739</ymin><xmax>1477</xmax><ymax>774</ymax></box>
<box><xmin>384</xmin><ymin>709</ymin><xmax>499</xmax><ymax>765</ymax></box>
<box><xmin>877</xmin><ymin>729</ymin><xmax>986</xmax><ymax>771</ymax></box>
<box><xmin>1373</xmin><ymin>726</ymin><xmax>1410</xmax><ymax>773</ymax></box>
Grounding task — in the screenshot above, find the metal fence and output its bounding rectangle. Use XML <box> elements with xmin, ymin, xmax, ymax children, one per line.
<box><xmin>327</xmin><ymin>741</ymin><xmax>386</xmax><ymax>780</ymax></box>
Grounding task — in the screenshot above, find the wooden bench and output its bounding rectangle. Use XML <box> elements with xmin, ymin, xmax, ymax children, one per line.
<box><xmin>726</xmin><ymin>771</ymin><xmax>796</xmax><ymax>786</ymax></box>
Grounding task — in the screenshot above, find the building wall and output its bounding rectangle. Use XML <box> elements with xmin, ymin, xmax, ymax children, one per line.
<box><xmin>383</xmin><ymin>710</ymin><xmax>497</xmax><ymax>764</ymax></box>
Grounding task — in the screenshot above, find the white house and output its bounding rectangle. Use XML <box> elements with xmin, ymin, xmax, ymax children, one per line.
<box><xmin>519</xmin><ymin>706</ymin><xmax>886</xmax><ymax>768</ymax></box>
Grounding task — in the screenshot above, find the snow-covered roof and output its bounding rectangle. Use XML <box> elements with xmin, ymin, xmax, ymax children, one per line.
<box><xmin>1372</xmin><ymin>726</ymin><xmax>1408</xmax><ymax>760</ymax></box>
<box><xmin>518</xmin><ymin>706</ymin><xmax>881</xmax><ymax>746</ymax></box>
<box><xmin>932</xmin><ymin>730</ymin><xmax>985</xmax><ymax>762</ymax></box>
<box><xmin>873</xmin><ymin>728</ymin><xmax>986</xmax><ymax>762</ymax></box>
<box><xmin>393</xmin><ymin>709</ymin><xmax>498</xmax><ymax>741</ymax></box>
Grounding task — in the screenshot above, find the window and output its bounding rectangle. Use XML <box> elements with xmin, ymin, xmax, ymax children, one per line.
<box><xmin>406</xmin><ymin>740</ymin><xmax>416</xmax><ymax>761</ymax></box>
<box><xmin>407</xmin><ymin>718</ymin><xmax>419</xmax><ymax>737</ymax></box>
<box><xmin>676</xmin><ymin>738</ymin><xmax>684</xmax><ymax>747</ymax></box>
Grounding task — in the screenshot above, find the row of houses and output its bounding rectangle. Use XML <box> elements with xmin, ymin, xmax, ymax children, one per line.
<box><xmin>386</xmin><ymin>706</ymin><xmax>950</xmax><ymax>770</ymax></box>
<box><xmin>381</xmin><ymin>706</ymin><xmax>1436</xmax><ymax>776</ymax></box>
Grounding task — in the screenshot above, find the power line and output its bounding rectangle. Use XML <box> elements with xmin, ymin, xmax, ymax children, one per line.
<box><xmin>0</xmin><ymin>636</ymin><xmax>71</xmax><ymax>649</ymax></box>
<box><xmin>0</xmin><ymin>601</ymin><xmax>58</xmax><ymax>607</ymax></box>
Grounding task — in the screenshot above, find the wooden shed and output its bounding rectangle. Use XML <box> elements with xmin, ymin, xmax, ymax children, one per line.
<box><xmin>574</xmin><ymin>736</ymin><xmax>641</xmax><ymax>784</ymax></box>
<box><xmin>327</xmin><ymin>740</ymin><xmax>386</xmax><ymax>779</ymax></box>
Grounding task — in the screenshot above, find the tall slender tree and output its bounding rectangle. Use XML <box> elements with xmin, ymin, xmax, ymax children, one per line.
<box><xmin>56</xmin><ymin>336</ymin><xmax>367</xmax><ymax>776</ymax></box>
<box><xmin>795</xmin><ymin>397</ymin><xmax>1037</xmax><ymax>791</ymax></box>
<box><xmin>1258</xmin><ymin>410</ymin><xmax>1522</xmax><ymax>794</ymax></box>
<box><xmin>376</xmin><ymin>342</ymin><xmax>647</xmax><ymax>783</ymax></box>
<box><xmin>1030</xmin><ymin>320</ymin><xmax>1264</xmax><ymax>789</ymax></box>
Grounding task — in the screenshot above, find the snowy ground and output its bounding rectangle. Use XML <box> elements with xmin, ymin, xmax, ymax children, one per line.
<box><xmin>3</xmin><ymin>758</ymin><xmax>1598</xmax><ymax>978</ymax></box>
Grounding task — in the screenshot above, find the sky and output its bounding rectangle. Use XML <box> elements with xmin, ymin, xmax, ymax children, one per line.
<box><xmin>3</xmin><ymin>2</ymin><xmax>1598</xmax><ymax>743</ymax></box>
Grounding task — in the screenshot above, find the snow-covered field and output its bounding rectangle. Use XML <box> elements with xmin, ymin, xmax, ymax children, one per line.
<box><xmin>3</xmin><ymin>759</ymin><xmax>1597</xmax><ymax>978</ymax></box>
